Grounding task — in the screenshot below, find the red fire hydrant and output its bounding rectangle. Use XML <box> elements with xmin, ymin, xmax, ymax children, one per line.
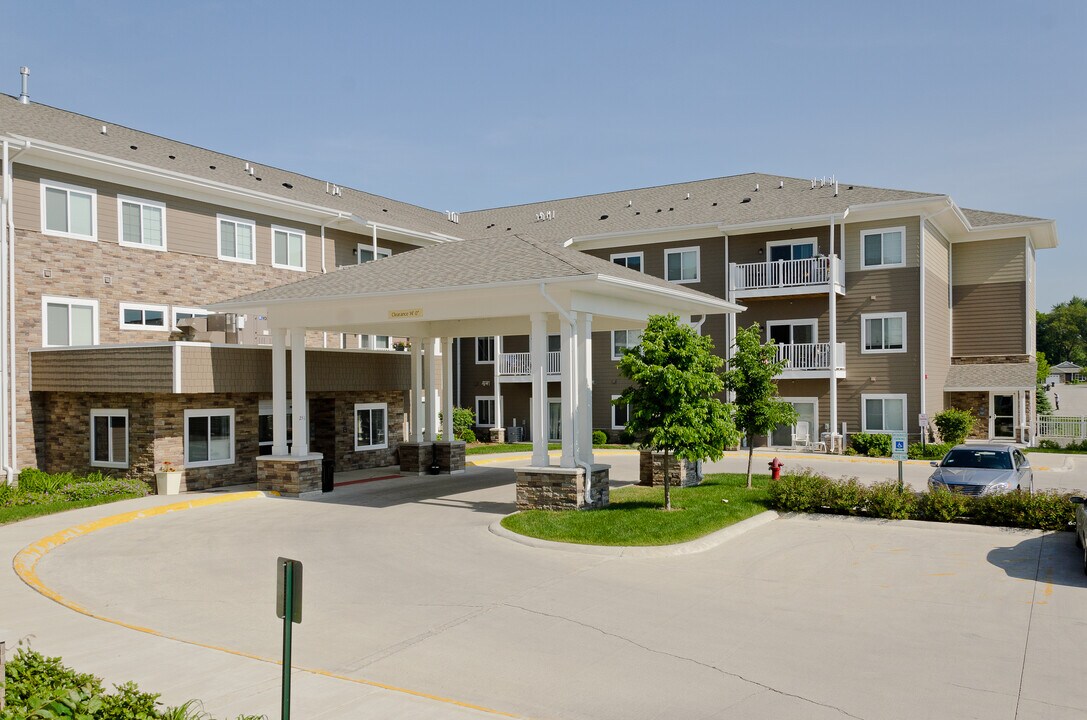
<box><xmin>768</xmin><ymin>457</ymin><xmax>784</xmax><ymax>480</ymax></box>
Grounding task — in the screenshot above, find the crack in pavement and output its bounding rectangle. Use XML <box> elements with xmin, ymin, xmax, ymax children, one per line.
<box><xmin>1014</xmin><ymin>533</ymin><xmax>1046</xmax><ymax>720</ymax></box>
<box><xmin>503</xmin><ymin>602</ymin><xmax>866</xmax><ymax>720</ymax></box>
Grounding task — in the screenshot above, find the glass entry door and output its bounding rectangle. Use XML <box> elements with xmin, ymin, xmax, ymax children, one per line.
<box><xmin>770</xmin><ymin>400</ymin><xmax>817</xmax><ymax>446</ymax></box>
<box><xmin>991</xmin><ymin>394</ymin><xmax>1015</xmax><ymax>438</ymax></box>
<box><xmin>548</xmin><ymin>400</ymin><xmax>562</xmax><ymax>441</ymax></box>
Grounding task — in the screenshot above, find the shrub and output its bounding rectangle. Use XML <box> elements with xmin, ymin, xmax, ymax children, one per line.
<box><xmin>768</xmin><ymin>469</ymin><xmax>833</xmax><ymax>513</ymax></box>
<box><xmin>618</xmin><ymin>429</ymin><xmax>638</xmax><ymax>445</ymax></box>
<box><xmin>822</xmin><ymin>477</ymin><xmax>865</xmax><ymax>515</ymax></box>
<box><xmin>592</xmin><ymin>430</ymin><xmax>608</xmax><ymax>446</ymax></box>
<box><xmin>971</xmin><ymin>490</ymin><xmax>1074</xmax><ymax>531</ymax></box>
<box><xmin>849</xmin><ymin>432</ymin><xmax>891</xmax><ymax>457</ymax></box>
<box><xmin>907</xmin><ymin>441</ymin><xmax>953</xmax><ymax>460</ymax></box>
<box><xmin>460</xmin><ymin>428</ymin><xmax>477</xmax><ymax>443</ymax></box>
<box><xmin>59</xmin><ymin>478</ymin><xmax>149</xmax><ymax>502</ymax></box>
<box><xmin>1038</xmin><ymin>439</ymin><xmax>1061</xmax><ymax>450</ymax></box>
<box><xmin>862</xmin><ymin>480</ymin><xmax>916</xmax><ymax>519</ymax></box>
<box><xmin>934</xmin><ymin>408</ymin><xmax>974</xmax><ymax>445</ymax></box>
<box><xmin>17</xmin><ymin>467</ymin><xmax>69</xmax><ymax>493</ymax></box>
<box><xmin>915</xmin><ymin>487</ymin><xmax>972</xmax><ymax>523</ymax></box>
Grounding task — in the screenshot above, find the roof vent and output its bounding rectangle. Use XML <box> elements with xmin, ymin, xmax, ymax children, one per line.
<box><xmin>446</xmin><ymin>211</ymin><xmax>460</xmax><ymax>223</ymax></box>
<box><xmin>712</xmin><ymin>202</ymin><xmax>718</xmax><ymax>207</ymax></box>
<box><xmin>100</xmin><ymin>125</ymin><xmax>108</xmax><ymax>135</ymax></box>
<box><xmin>325</xmin><ymin>182</ymin><xmax>342</xmax><ymax>197</ymax></box>
<box><xmin>18</xmin><ymin>66</ymin><xmax>29</xmax><ymax>105</ymax></box>
<box><xmin>129</xmin><ymin>145</ymin><xmax>138</xmax><ymax>150</ymax></box>
<box><xmin>627</xmin><ymin>200</ymin><xmax>632</xmax><ymax>207</ymax></box>
<box><xmin>209</xmin><ymin>165</ymin><xmax>216</xmax><ymax>170</ymax></box>
<box><xmin>599</xmin><ymin>214</ymin><xmax>609</xmax><ymax>220</ymax></box>
<box><xmin>779</xmin><ymin>180</ymin><xmax>784</xmax><ymax>189</ymax></box>
<box><xmin>168</xmin><ymin>154</ymin><xmax>176</xmax><ymax>159</ymax></box>
<box><xmin>685</xmin><ymin>193</ymin><xmax>690</xmax><ymax>200</ymax></box>
<box><xmin>741</xmin><ymin>197</ymin><xmax>751</xmax><ymax>204</ymax></box>
<box><xmin>282</xmin><ymin>182</ymin><xmax>293</xmax><ymax>189</ymax></box>
<box><xmin>754</xmin><ymin>183</ymin><xmax>759</xmax><ymax>192</ymax></box>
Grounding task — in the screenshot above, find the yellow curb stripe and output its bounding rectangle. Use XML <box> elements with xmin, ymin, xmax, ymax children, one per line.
<box><xmin>12</xmin><ymin>491</ymin><xmax>520</xmax><ymax>719</ymax></box>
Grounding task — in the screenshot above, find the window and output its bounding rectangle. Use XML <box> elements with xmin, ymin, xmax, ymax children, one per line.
<box><xmin>357</xmin><ymin>244</ymin><xmax>391</xmax><ymax>263</ymax></box>
<box><xmin>373</xmin><ymin>335</ymin><xmax>391</xmax><ymax>350</ymax></box>
<box><xmin>41</xmin><ymin>180</ymin><xmax>96</xmax><ymax>240</ymax></box>
<box><xmin>42</xmin><ymin>296</ymin><xmax>98</xmax><ymax>347</ymax></box>
<box><xmin>172</xmin><ymin>307</ymin><xmax>209</xmax><ymax>327</ymax></box>
<box><xmin>272</xmin><ymin>225</ymin><xmax>305</xmax><ymax>270</ymax></box>
<box><xmin>217</xmin><ymin>215</ymin><xmax>255</xmax><ymax>264</ymax></box>
<box><xmin>665</xmin><ymin>247</ymin><xmax>700</xmax><ymax>283</ymax></box>
<box><xmin>612</xmin><ymin>329</ymin><xmax>642</xmax><ymax>360</ymax></box>
<box><xmin>476</xmin><ymin>336</ymin><xmax>495</xmax><ymax>363</ymax></box>
<box><xmin>90</xmin><ymin>409</ymin><xmax>128</xmax><ymax>468</ymax></box>
<box><xmin>184</xmin><ymin>409</ymin><xmax>235</xmax><ymax>467</ymax></box>
<box><xmin>355</xmin><ymin>403</ymin><xmax>388</xmax><ymax>451</ymax></box>
<box><xmin>767</xmin><ymin>239</ymin><xmax>816</xmax><ymax>261</ymax></box>
<box><xmin>258</xmin><ymin>399</ymin><xmax>293</xmax><ymax>450</ymax></box>
<box><xmin>610</xmin><ymin>252</ymin><xmax>644</xmax><ymax>272</ymax></box>
<box><xmin>861</xmin><ymin>227</ymin><xmax>905</xmax><ymax>268</ymax></box>
<box><xmin>117</xmin><ymin>195</ymin><xmax>165</xmax><ymax>250</ymax></box>
<box><xmin>766</xmin><ymin>319</ymin><xmax>817</xmax><ymax>345</ymax></box>
<box><xmin>611</xmin><ymin>395</ymin><xmax>630</xmax><ymax>429</ymax></box>
<box><xmin>862</xmin><ymin>394</ymin><xmax>906</xmax><ymax>433</ymax></box>
<box><xmin>120</xmin><ymin>302</ymin><xmax>168</xmax><ymax>331</ymax></box>
<box><xmin>476</xmin><ymin>396</ymin><xmax>496</xmax><ymax>427</ymax></box>
<box><xmin>862</xmin><ymin>312</ymin><xmax>906</xmax><ymax>353</ymax></box>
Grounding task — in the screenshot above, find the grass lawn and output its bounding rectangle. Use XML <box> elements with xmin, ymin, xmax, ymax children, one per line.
<box><xmin>502</xmin><ymin>473</ymin><xmax>773</xmax><ymax>546</ymax></box>
<box><xmin>0</xmin><ymin>494</ymin><xmax>144</xmax><ymax>526</ymax></box>
<box><xmin>465</xmin><ymin>442</ymin><xmax>631</xmax><ymax>455</ymax></box>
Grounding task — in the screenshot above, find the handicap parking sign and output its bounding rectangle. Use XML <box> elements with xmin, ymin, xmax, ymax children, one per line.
<box><xmin>891</xmin><ymin>432</ymin><xmax>908</xmax><ymax>461</ymax></box>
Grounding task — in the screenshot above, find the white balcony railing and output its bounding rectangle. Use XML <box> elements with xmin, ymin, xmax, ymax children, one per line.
<box><xmin>1038</xmin><ymin>415</ymin><xmax>1087</xmax><ymax>440</ymax></box>
<box><xmin>730</xmin><ymin>255</ymin><xmax>844</xmax><ymax>294</ymax></box>
<box><xmin>773</xmin><ymin>342</ymin><xmax>846</xmax><ymax>372</ymax></box>
<box><xmin>498</xmin><ymin>351</ymin><xmax>561</xmax><ymax>376</ymax></box>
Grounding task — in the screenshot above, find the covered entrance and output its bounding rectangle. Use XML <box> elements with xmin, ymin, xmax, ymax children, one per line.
<box><xmin>944</xmin><ymin>361</ymin><xmax>1037</xmax><ymax>444</ymax></box>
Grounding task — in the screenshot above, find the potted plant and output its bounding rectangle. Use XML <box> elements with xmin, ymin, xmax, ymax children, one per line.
<box><xmin>155</xmin><ymin>460</ymin><xmax>182</xmax><ymax>495</ymax></box>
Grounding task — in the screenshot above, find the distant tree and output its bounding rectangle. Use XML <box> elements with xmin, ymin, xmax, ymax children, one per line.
<box><xmin>723</xmin><ymin>324</ymin><xmax>798</xmax><ymax>488</ymax></box>
<box><xmin>1037</xmin><ymin>297</ymin><xmax>1087</xmax><ymax>366</ymax></box>
<box><xmin>615</xmin><ymin>314</ymin><xmax>738</xmax><ymax>510</ymax></box>
<box><xmin>1036</xmin><ymin>351</ymin><xmax>1053</xmax><ymax>415</ymax></box>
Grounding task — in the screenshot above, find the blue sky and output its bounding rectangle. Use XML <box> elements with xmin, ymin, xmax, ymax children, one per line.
<box><xmin>4</xmin><ymin>1</ymin><xmax>1084</xmax><ymax>308</ymax></box>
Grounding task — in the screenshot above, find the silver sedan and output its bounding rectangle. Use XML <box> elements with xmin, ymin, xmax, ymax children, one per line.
<box><xmin>927</xmin><ymin>444</ymin><xmax>1033</xmax><ymax>496</ymax></box>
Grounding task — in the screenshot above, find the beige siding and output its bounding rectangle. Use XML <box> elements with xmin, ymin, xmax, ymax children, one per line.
<box><xmin>1026</xmin><ymin>242</ymin><xmax>1036</xmax><ymax>355</ymax></box>
<box><xmin>31</xmin><ymin>346</ymin><xmax>174</xmax><ymax>392</ymax></box>
<box><xmin>951</xmin><ymin>237</ymin><xmax>1026</xmax><ymax>286</ymax></box>
<box><xmin>923</xmin><ymin>223</ymin><xmax>952</xmax><ymax>416</ymax></box>
<box><xmin>727</xmin><ymin>227</ymin><xmax>832</xmax><ymax>266</ymax></box>
<box><xmin>843</xmin><ymin>217</ymin><xmax>921</xmax><ymax>273</ymax></box>
<box><xmin>952</xmin><ymin>282</ymin><xmax>1026</xmax><ymax>356</ymax></box>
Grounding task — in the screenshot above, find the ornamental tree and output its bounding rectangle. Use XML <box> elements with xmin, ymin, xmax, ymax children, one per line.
<box><xmin>614</xmin><ymin>314</ymin><xmax>738</xmax><ymax>510</ymax></box>
<box><xmin>723</xmin><ymin>323</ymin><xmax>798</xmax><ymax>488</ymax></box>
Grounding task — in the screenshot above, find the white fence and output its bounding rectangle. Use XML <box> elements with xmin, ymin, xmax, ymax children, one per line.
<box><xmin>1037</xmin><ymin>415</ymin><xmax>1087</xmax><ymax>440</ymax></box>
<box><xmin>498</xmin><ymin>351</ymin><xmax>561</xmax><ymax>376</ymax></box>
<box><xmin>730</xmin><ymin>255</ymin><xmax>843</xmax><ymax>292</ymax></box>
<box><xmin>774</xmin><ymin>342</ymin><xmax>846</xmax><ymax>371</ymax></box>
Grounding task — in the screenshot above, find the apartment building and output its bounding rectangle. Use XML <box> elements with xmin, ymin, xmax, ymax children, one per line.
<box><xmin>0</xmin><ymin>87</ymin><xmax>1058</xmax><ymax>493</ymax></box>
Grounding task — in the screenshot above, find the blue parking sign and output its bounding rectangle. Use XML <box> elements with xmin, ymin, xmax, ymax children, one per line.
<box><xmin>891</xmin><ymin>432</ymin><xmax>908</xmax><ymax>461</ymax></box>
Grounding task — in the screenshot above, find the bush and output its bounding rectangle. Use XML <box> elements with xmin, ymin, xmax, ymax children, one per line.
<box><xmin>915</xmin><ymin>487</ymin><xmax>972</xmax><ymax>523</ymax></box>
<box><xmin>592</xmin><ymin>430</ymin><xmax>608</xmax><ymax>446</ymax></box>
<box><xmin>460</xmin><ymin>428</ymin><xmax>477</xmax><ymax>443</ymax></box>
<box><xmin>907</xmin><ymin>441</ymin><xmax>953</xmax><ymax>460</ymax></box>
<box><xmin>59</xmin><ymin>478</ymin><xmax>149</xmax><ymax>502</ymax></box>
<box><xmin>862</xmin><ymin>480</ymin><xmax>916</xmax><ymax>519</ymax></box>
<box><xmin>1038</xmin><ymin>439</ymin><xmax>1062</xmax><ymax>450</ymax></box>
<box><xmin>822</xmin><ymin>477</ymin><xmax>866</xmax><ymax>515</ymax></box>
<box><xmin>971</xmin><ymin>490</ymin><xmax>1074</xmax><ymax>531</ymax></box>
<box><xmin>17</xmin><ymin>467</ymin><xmax>70</xmax><ymax>493</ymax></box>
<box><xmin>768</xmin><ymin>469</ymin><xmax>833</xmax><ymax>513</ymax></box>
<box><xmin>934</xmin><ymin>408</ymin><xmax>974</xmax><ymax>445</ymax></box>
<box><xmin>849</xmin><ymin>432</ymin><xmax>891</xmax><ymax>457</ymax></box>
<box><xmin>618</xmin><ymin>429</ymin><xmax>638</xmax><ymax>445</ymax></box>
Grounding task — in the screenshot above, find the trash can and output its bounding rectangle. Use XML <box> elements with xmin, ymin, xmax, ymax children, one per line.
<box><xmin>321</xmin><ymin>459</ymin><xmax>335</xmax><ymax>493</ymax></box>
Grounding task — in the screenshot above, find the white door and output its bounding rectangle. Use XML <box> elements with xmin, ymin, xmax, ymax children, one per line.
<box><xmin>991</xmin><ymin>394</ymin><xmax>1015</xmax><ymax>439</ymax></box>
<box><xmin>547</xmin><ymin>399</ymin><xmax>562</xmax><ymax>441</ymax></box>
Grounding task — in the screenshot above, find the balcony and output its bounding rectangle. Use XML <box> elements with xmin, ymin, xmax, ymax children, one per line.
<box><xmin>729</xmin><ymin>255</ymin><xmax>845</xmax><ymax>300</ymax></box>
<box><xmin>497</xmin><ymin>351</ymin><xmax>561</xmax><ymax>380</ymax></box>
<box><xmin>774</xmin><ymin>342</ymin><xmax>846</xmax><ymax>379</ymax></box>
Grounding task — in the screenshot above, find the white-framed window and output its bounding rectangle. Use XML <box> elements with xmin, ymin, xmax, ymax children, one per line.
<box><xmin>117</xmin><ymin>195</ymin><xmax>165</xmax><ymax>250</ymax></box>
<box><xmin>258</xmin><ymin>398</ymin><xmax>294</xmax><ymax>450</ymax></box>
<box><xmin>476</xmin><ymin>336</ymin><xmax>495</xmax><ymax>363</ymax></box>
<box><xmin>217</xmin><ymin>214</ymin><xmax>256</xmax><ymax>264</ymax></box>
<box><xmin>611</xmin><ymin>395</ymin><xmax>630</xmax><ymax>429</ymax></box>
<box><xmin>766</xmin><ymin>319</ymin><xmax>817</xmax><ymax>345</ymax></box>
<box><xmin>374</xmin><ymin>335</ymin><xmax>391</xmax><ymax>350</ymax></box>
<box><xmin>476</xmin><ymin>396</ymin><xmax>496</xmax><ymax>427</ymax></box>
<box><xmin>861</xmin><ymin>394</ymin><xmax>907</xmax><ymax>433</ymax></box>
<box><xmin>665</xmin><ymin>246</ymin><xmax>700</xmax><ymax>283</ymax></box>
<box><xmin>861</xmin><ymin>312</ymin><xmax>907</xmax><ymax>353</ymax></box>
<box><xmin>610</xmin><ymin>252</ymin><xmax>644</xmax><ymax>272</ymax></box>
<box><xmin>42</xmin><ymin>296</ymin><xmax>98</xmax><ymax>347</ymax></box>
<box><xmin>172</xmin><ymin>307</ymin><xmax>209</xmax><ymax>327</ymax></box>
<box><xmin>355</xmin><ymin>403</ymin><xmax>388</xmax><ymax>451</ymax></box>
<box><xmin>357</xmin><ymin>244</ymin><xmax>391</xmax><ymax>263</ymax></box>
<box><xmin>41</xmin><ymin>179</ymin><xmax>97</xmax><ymax>241</ymax></box>
<box><xmin>272</xmin><ymin>225</ymin><xmax>306</xmax><ymax>271</ymax></box>
<box><xmin>120</xmin><ymin>302</ymin><xmax>169</xmax><ymax>331</ymax></box>
<box><xmin>90</xmin><ymin>409</ymin><xmax>128</xmax><ymax>468</ymax></box>
<box><xmin>611</xmin><ymin>329</ymin><xmax>642</xmax><ymax>360</ymax></box>
<box><xmin>184</xmin><ymin>409</ymin><xmax>235</xmax><ymax>467</ymax></box>
<box><xmin>766</xmin><ymin>238</ymin><xmax>816</xmax><ymax>261</ymax></box>
<box><xmin>861</xmin><ymin>227</ymin><xmax>905</xmax><ymax>269</ymax></box>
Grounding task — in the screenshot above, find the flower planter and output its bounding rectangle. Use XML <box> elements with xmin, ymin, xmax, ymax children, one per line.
<box><xmin>155</xmin><ymin>471</ymin><xmax>182</xmax><ymax>495</ymax></box>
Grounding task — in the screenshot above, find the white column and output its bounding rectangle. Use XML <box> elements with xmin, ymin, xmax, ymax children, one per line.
<box><xmin>410</xmin><ymin>337</ymin><xmax>423</xmax><ymax>442</ymax></box>
<box><xmin>828</xmin><ymin>254</ymin><xmax>838</xmax><ymax>452</ymax></box>
<box><xmin>426</xmin><ymin>338</ymin><xmax>439</xmax><ymax>442</ymax></box>
<box><xmin>290</xmin><ymin>328</ymin><xmax>309</xmax><ymax>457</ymax></box>
<box><xmin>493</xmin><ymin>335</ymin><xmax>504</xmax><ymax>432</ymax></box>
<box><xmin>443</xmin><ymin>337</ymin><xmax>455</xmax><ymax>441</ymax></box>
<box><xmin>577</xmin><ymin>312</ymin><xmax>594</xmax><ymax>465</ymax></box>
<box><xmin>530</xmin><ymin>313</ymin><xmax>549</xmax><ymax>466</ymax></box>
<box><xmin>271</xmin><ymin>327</ymin><xmax>288</xmax><ymax>456</ymax></box>
<box><xmin>560</xmin><ymin>315</ymin><xmax>576</xmax><ymax>468</ymax></box>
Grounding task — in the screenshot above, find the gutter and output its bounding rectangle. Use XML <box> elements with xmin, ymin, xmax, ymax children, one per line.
<box><xmin>3</xmin><ymin>139</ymin><xmax>30</xmax><ymax>480</ymax></box>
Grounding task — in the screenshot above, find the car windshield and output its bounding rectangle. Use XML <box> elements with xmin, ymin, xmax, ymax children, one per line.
<box><xmin>941</xmin><ymin>449</ymin><xmax>1012</xmax><ymax>470</ymax></box>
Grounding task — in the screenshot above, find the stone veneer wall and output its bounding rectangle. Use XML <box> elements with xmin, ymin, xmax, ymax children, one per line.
<box><xmin>332</xmin><ymin>391</ymin><xmax>404</xmax><ymax>471</ymax></box>
<box><xmin>516</xmin><ymin>466</ymin><xmax>610</xmax><ymax>511</ymax></box>
<box><xmin>952</xmin><ymin>355</ymin><xmax>1033</xmax><ymax>365</ymax></box>
<box><xmin>257</xmin><ymin>456</ymin><xmax>322</xmax><ymax>497</ymax></box>
<box><xmin>638</xmin><ymin>451</ymin><xmax>702</xmax><ymax>487</ymax></box>
<box><xmin>434</xmin><ymin>441</ymin><xmax>466</xmax><ymax>473</ymax></box>
<box><xmin>946</xmin><ymin>390</ymin><xmax>1031</xmax><ymax>443</ymax></box>
<box><xmin>399</xmin><ymin>442</ymin><xmax>434</xmax><ymax>475</ymax></box>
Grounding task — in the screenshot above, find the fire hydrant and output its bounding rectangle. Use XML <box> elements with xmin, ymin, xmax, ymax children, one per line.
<box><xmin>768</xmin><ymin>457</ymin><xmax>784</xmax><ymax>480</ymax></box>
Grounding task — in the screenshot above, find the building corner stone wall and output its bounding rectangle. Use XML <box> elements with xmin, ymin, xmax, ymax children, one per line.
<box><xmin>516</xmin><ymin>466</ymin><xmax>610</xmax><ymax>510</ymax></box>
<box><xmin>638</xmin><ymin>451</ymin><xmax>702</xmax><ymax>487</ymax></box>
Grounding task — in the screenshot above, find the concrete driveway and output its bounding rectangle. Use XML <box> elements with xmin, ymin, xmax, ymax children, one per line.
<box><xmin>4</xmin><ymin>459</ymin><xmax>1087</xmax><ymax>719</ymax></box>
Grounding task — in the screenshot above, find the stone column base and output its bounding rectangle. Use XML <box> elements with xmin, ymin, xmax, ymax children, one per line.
<box><xmin>488</xmin><ymin>427</ymin><xmax>506</xmax><ymax>444</ymax></box>
<box><xmin>434</xmin><ymin>441</ymin><xmax>466</xmax><ymax>474</ymax></box>
<box><xmin>257</xmin><ymin>453</ymin><xmax>324</xmax><ymax>497</ymax></box>
<box><xmin>399</xmin><ymin>441</ymin><xmax>435</xmax><ymax>475</ymax></box>
<box><xmin>516</xmin><ymin>464</ymin><xmax>610</xmax><ymax>511</ymax></box>
<box><xmin>639</xmin><ymin>451</ymin><xmax>702</xmax><ymax>487</ymax></box>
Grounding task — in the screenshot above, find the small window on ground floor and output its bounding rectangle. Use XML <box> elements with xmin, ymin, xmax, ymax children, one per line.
<box><xmin>184</xmin><ymin>409</ymin><xmax>234</xmax><ymax>467</ymax></box>
<box><xmin>355</xmin><ymin>403</ymin><xmax>388</xmax><ymax>451</ymax></box>
<box><xmin>476</xmin><ymin>396</ymin><xmax>496</xmax><ymax>427</ymax></box>
<box><xmin>43</xmin><ymin>296</ymin><xmax>98</xmax><ymax>347</ymax></box>
<box><xmin>90</xmin><ymin>409</ymin><xmax>128</xmax><ymax>468</ymax></box>
<box><xmin>120</xmin><ymin>302</ymin><xmax>168</xmax><ymax>331</ymax></box>
<box><xmin>258</xmin><ymin>399</ymin><xmax>294</xmax><ymax>450</ymax></box>
<box><xmin>611</xmin><ymin>396</ymin><xmax>629</xmax><ymax>429</ymax></box>
<box><xmin>862</xmin><ymin>394</ymin><xmax>906</xmax><ymax>433</ymax></box>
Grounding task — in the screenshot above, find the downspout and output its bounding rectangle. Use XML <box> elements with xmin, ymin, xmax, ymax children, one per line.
<box><xmin>320</xmin><ymin>221</ymin><xmax>327</xmax><ymax>273</ymax></box>
<box><xmin>5</xmin><ymin>140</ymin><xmax>30</xmax><ymax>479</ymax></box>
<box><xmin>828</xmin><ymin>214</ymin><xmax>838</xmax><ymax>452</ymax></box>
<box><xmin>0</xmin><ymin>141</ymin><xmax>9</xmax><ymax>482</ymax></box>
<box><xmin>455</xmin><ymin>338</ymin><xmax>461</xmax><ymax>408</ymax></box>
<box><xmin>539</xmin><ymin>283</ymin><xmax>594</xmax><ymax>501</ymax></box>
<box><xmin>919</xmin><ymin>214</ymin><xmax>927</xmax><ymax>441</ymax></box>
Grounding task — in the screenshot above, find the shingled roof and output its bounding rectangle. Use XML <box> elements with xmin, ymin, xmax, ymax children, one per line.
<box><xmin>945</xmin><ymin>363</ymin><xmax>1037</xmax><ymax>391</ymax></box>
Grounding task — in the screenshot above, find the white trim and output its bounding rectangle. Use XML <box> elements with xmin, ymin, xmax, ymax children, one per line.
<box><xmin>40</xmin><ymin>178</ymin><xmax>97</xmax><ymax>241</ymax></box>
<box><xmin>861</xmin><ymin>312</ymin><xmax>907</xmax><ymax>354</ymax></box>
<box><xmin>183</xmin><ymin>408</ymin><xmax>235</xmax><ymax>468</ymax></box>
<box><xmin>664</xmin><ymin>246</ymin><xmax>700</xmax><ymax>283</ymax></box>
<box><xmin>116</xmin><ymin>194</ymin><xmax>167</xmax><ymax>251</ymax></box>
<box><xmin>860</xmin><ymin>226</ymin><xmax>907</xmax><ymax>269</ymax></box>
<box><xmin>171</xmin><ymin>306</ymin><xmax>209</xmax><ymax>327</ymax></box>
<box><xmin>765</xmin><ymin>318</ymin><xmax>818</xmax><ymax>344</ymax></box>
<box><xmin>611</xmin><ymin>329</ymin><xmax>641</xmax><ymax>360</ymax></box>
<box><xmin>774</xmin><ymin>396</ymin><xmax>820</xmax><ymax>445</ymax></box>
<box><xmin>475</xmin><ymin>336</ymin><xmax>495</xmax><ymax>364</ymax></box>
<box><xmin>989</xmin><ymin>391</ymin><xmax>1017</xmax><ymax>440</ymax></box>
<box><xmin>216</xmin><ymin>214</ymin><xmax>256</xmax><ymax>264</ymax></box>
<box><xmin>475</xmin><ymin>395</ymin><xmax>496</xmax><ymax>428</ymax></box>
<box><xmin>765</xmin><ymin>237</ymin><xmax>817</xmax><ymax>259</ymax></box>
<box><xmin>609</xmin><ymin>251</ymin><xmax>644</xmax><ymax>272</ymax></box>
<box><xmin>861</xmin><ymin>394</ymin><xmax>907</xmax><ymax>433</ymax></box>
<box><xmin>271</xmin><ymin>224</ymin><xmax>306</xmax><ymax>271</ymax></box>
<box><xmin>354</xmin><ymin>402</ymin><xmax>389</xmax><ymax>451</ymax></box>
<box><xmin>89</xmin><ymin>408</ymin><xmax>129</xmax><ymax>469</ymax></box>
<box><xmin>610</xmin><ymin>394</ymin><xmax>629</xmax><ymax>430</ymax></box>
<box><xmin>41</xmin><ymin>295</ymin><xmax>99</xmax><ymax>347</ymax></box>
<box><xmin>357</xmin><ymin>243</ymin><xmax>391</xmax><ymax>263</ymax></box>
<box><xmin>119</xmin><ymin>302</ymin><xmax>169</xmax><ymax>332</ymax></box>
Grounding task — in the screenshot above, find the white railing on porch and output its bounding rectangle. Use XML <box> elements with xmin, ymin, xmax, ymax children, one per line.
<box><xmin>730</xmin><ymin>255</ymin><xmax>843</xmax><ymax>293</ymax></box>
<box><xmin>1038</xmin><ymin>415</ymin><xmax>1087</xmax><ymax>440</ymax></box>
<box><xmin>773</xmin><ymin>342</ymin><xmax>846</xmax><ymax>371</ymax></box>
<box><xmin>498</xmin><ymin>351</ymin><xmax>561</xmax><ymax>376</ymax></box>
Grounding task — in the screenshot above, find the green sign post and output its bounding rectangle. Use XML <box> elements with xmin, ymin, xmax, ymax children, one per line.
<box><xmin>276</xmin><ymin>558</ymin><xmax>303</xmax><ymax>720</ymax></box>
<box><xmin>891</xmin><ymin>432</ymin><xmax>908</xmax><ymax>490</ymax></box>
